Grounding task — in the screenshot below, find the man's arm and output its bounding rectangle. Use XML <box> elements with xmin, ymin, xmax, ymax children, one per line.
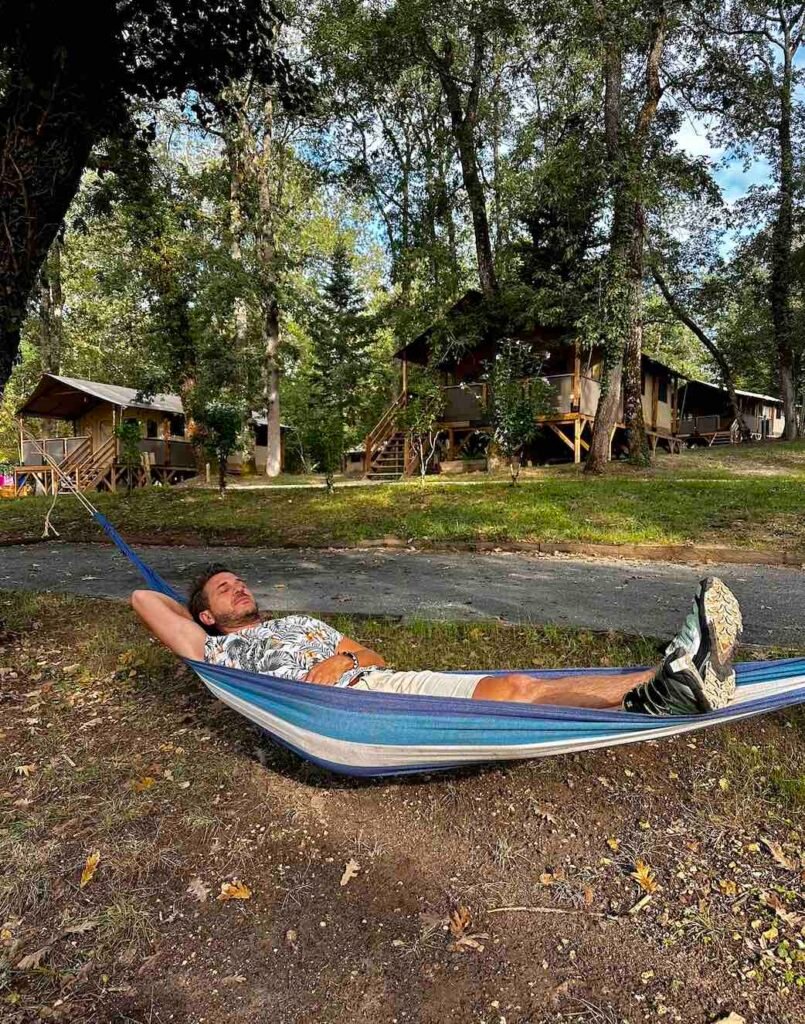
<box><xmin>130</xmin><ymin>590</ymin><xmax>208</xmax><ymax>661</ymax></box>
<box><xmin>304</xmin><ymin>635</ymin><xmax>386</xmax><ymax>685</ymax></box>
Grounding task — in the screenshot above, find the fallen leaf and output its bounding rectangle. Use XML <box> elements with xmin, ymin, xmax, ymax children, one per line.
<box><xmin>218</xmin><ymin>880</ymin><xmax>251</xmax><ymax>901</ymax></box>
<box><xmin>606</xmin><ymin>837</ymin><xmax>620</xmax><ymax>852</ymax></box>
<box><xmin>713</xmin><ymin>1015</ymin><xmax>745</xmax><ymax>1024</ymax></box>
<box><xmin>178</xmin><ymin>781</ymin><xmax>191</xmax><ymax>789</ymax></box>
<box><xmin>80</xmin><ymin>849</ymin><xmax>101</xmax><ymax>889</ymax></box>
<box><xmin>132</xmin><ymin>776</ymin><xmax>156</xmax><ymax>793</ymax></box>
<box><xmin>719</xmin><ymin>879</ymin><xmax>738</xmax><ymax>897</ymax></box>
<box><xmin>137</xmin><ymin>953</ymin><xmax>160</xmax><ymax>976</ymax></box>
<box><xmin>221</xmin><ymin>974</ymin><xmax>247</xmax><ymax>985</ymax></box>
<box><xmin>340</xmin><ymin>858</ymin><xmax>360</xmax><ymax>887</ymax></box>
<box><xmin>583</xmin><ymin>886</ymin><xmax>594</xmax><ymax>908</ymax></box>
<box><xmin>451</xmin><ymin>934</ymin><xmax>487</xmax><ymax>952</ymax></box>
<box><xmin>761</xmin><ymin>925</ymin><xmax>779</xmax><ymax>943</ymax></box>
<box><xmin>760</xmin><ymin>836</ymin><xmax>799</xmax><ymax>871</ymax></box>
<box><xmin>760</xmin><ymin>891</ymin><xmax>804</xmax><ymax>928</ymax></box>
<box><xmin>187</xmin><ymin>877</ymin><xmax>210</xmax><ymax>903</ymax></box>
<box><xmin>631</xmin><ymin>860</ymin><xmax>660</xmax><ymax>894</ymax></box>
<box><xmin>16</xmin><ymin>945</ymin><xmax>50</xmax><ymax>970</ymax></box>
<box><xmin>62</xmin><ymin>919</ymin><xmax>99</xmax><ymax>936</ymax></box>
<box><xmin>14</xmin><ymin>764</ymin><xmax>37</xmax><ymax>778</ymax></box>
<box><xmin>285</xmin><ymin>928</ymin><xmax>298</xmax><ymax>947</ymax></box>
<box><xmin>449</xmin><ymin>907</ymin><xmax>472</xmax><ymax>939</ymax></box>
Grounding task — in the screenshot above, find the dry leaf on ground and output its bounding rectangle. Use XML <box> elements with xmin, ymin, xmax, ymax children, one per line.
<box><xmin>631</xmin><ymin>860</ymin><xmax>660</xmax><ymax>894</ymax></box>
<box><xmin>713</xmin><ymin>1015</ymin><xmax>745</xmax><ymax>1024</ymax></box>
<box><xmin>132</xmin><ymin>776</ymin><xmax>156</xmax><ymax>793</ymax></box>
<box><xmin>760</xmin><ymin>891</ymin><xmax>803</xmax><ymax>928</ymax></box>
<box><xmin>449</xmin><ymin>907</ymin><xmax>472</xmax><ymax>938</ymax></box>
<box><xmin>340</xmin><ymin>858</ymin><xmax>360</xmax><ymax>887</ymax></box>
<box><xmin>16</xmin><ymin>946</ymin><xmax>50</xmax><ymax>970</ymax></box>
<box><xmin>187</xmin><ymin>877</ymin><xmax>210</xmax><ymax>903</ymax></box>
<box><xmin>62</xmin><ymin>919</ymin><xmax>99</xmax><ymax>936</ymax></box>
<box><xmin>218</xmin><ymin>880</ymin><xmax>252</xmax><ymax>901</ymax></box>
<box><xmin>14</xmin><ymin>763</ymin><xmax>37</xmax><ymax>777</ymax></box>
<box><xmin>80</xmin><ymin>850</ymin><xmax>101</xmax><ymax>889</ymax></box>
<box><xmin>760</xmin><ymin>836</ymin><xmax>799</xmax><ymax>870</ymax></box>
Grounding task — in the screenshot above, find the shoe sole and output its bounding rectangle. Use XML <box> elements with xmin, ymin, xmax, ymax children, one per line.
<box><xmin>699</xmin><ymin>578</ymin><xmax>742</xmax><ymax>709</ymax></box>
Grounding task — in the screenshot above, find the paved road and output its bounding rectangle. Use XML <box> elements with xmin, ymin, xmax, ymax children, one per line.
<box><xmin>1</xmin><ymin>541</ymin><xmax>803</xmax><ymax>647</ymax></box>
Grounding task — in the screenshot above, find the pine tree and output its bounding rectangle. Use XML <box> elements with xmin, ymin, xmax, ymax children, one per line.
<box><xmin>306</xmin><ymin>241</ymin><xmax>370</xmax><ymax>490</ymax></box>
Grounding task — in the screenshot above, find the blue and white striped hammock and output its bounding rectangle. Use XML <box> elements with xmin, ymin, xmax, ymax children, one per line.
<box><xmin>95</xmin><ymin>512</ymin><xmax>805</xmax><ymax>778</ymax></box>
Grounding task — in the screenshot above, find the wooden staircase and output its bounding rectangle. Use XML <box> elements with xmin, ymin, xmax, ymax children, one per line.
<box><xmin>364</xmin><ymin>394</ymin><xmax>408</xmax><ymax>480</ymax></box>
<box><xmin>367</xmin><ymin>431</ymin><xmax>406</xmax><ymax>480</ymax></box>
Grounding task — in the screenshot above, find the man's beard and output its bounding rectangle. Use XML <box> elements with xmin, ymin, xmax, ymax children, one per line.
<box><xmin>214</xmin><ymin>601</ymin><xmax>261</xmax><ymax>631</ymax></box>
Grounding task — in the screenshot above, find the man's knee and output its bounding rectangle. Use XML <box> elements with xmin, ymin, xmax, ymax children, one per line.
<box><xmin>476</xmin><ymin>673</ymin><xmax>537</xmax><ymax>702</ymax></box>
<box><xmin>503</xmin><ymin>673</ymin><xmax>539</xmax><ymax>700</ymax></box>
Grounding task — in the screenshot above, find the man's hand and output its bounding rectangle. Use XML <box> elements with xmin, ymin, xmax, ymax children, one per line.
<box><xmin>305</xmin><ymin>654</ymin><xmax>355</xmax><ymax>686</ymax></box>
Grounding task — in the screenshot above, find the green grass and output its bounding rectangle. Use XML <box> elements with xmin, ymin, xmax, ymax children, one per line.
<box><xmin>4</xmin><ymin>441</ymin><xmax>805</xmax><ymax>551</ymax></box>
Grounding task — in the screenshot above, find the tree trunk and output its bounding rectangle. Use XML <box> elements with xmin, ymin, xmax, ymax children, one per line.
<box><xmin>621</xmin><ymin>202</ymin><xmax>650</xmax><ymax>466</ymax></box>
<box><xmin>0</xmin><ymin>78</ymin><xmax>95</xmax><ymax>394</ymax></box>
<box><xmin>226</xmin><ymin>132</ymin><xmax>250</xmax><ymax>363</ymax></box>
<box><xmin>585</xmin><ymin>36</ymin><xmax>625</xmax><ymax>475</ymax></box>
<box><xmin>586</xmin><ymin>352</ymin><xmax>623</xmax><ymax>473</ymax></box>
<box><xmin>253</xmin><ymin>93</ymin><xmax>283</xmax><ymax>476</ymax></box>
<box><xmin>38</xmin><ymin>234</ymin><xmax>64</xmax><ymax>374</ymax></box>
<box><xmin>263</xmin><ymin>298</ymin><xmax>282</xmax><ymax>476</ymax></box>
<box><xmin>770</xmin><ymin>36</ymin><xmax>798</xmax><ymax>439</ymax></box>
<box><xmin>219</xmin><ymin>455</ymin><xmax>227</xmax><ymax>497</ymax></box>
<box><xmin>651</xmin><ymin>263</ymin><xmax>752</xmax><ymax>440</ymax></box>
<box><xmin>430</xmin><ymin>32</ymin><xmax>498</xmax><ymax>297</ymax></box>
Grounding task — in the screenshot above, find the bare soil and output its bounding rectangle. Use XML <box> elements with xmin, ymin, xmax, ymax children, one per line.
<box><xmin>1</xmin><ymin>593</ymin><xmax>803</xmax><ymax>1024</ymax></box>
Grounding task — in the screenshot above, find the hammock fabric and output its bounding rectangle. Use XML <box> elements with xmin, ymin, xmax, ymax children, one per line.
<box><xmin>95</xmin><ymin>512</ymin><xmax>805</xmax><ymax>778</ymax></box>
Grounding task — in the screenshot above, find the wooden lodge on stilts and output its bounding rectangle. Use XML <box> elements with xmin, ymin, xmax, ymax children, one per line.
<box><xmin>363</xmin><ymin>290</ymin><xmax>683</xmax><ymax>479</ymax></box>
<box><xmin>12</xmin><ymin>374</ymin><xmax>197</xmax><ymax>496</ymax></box>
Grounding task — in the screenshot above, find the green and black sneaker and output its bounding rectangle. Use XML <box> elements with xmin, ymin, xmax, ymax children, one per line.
<box><xmin>623</xmin><ymin>577</ymin><xmax>742</xmax><ymax>716</ymax></box>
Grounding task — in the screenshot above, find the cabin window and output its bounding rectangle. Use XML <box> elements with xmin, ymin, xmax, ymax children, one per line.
<box><xmin>170</xmin><ymin>414</ymin><xmax>185</xmax><ymax>437</ymax></box>
<box><xmin>658</xmin><ymin>377</ymin><xmax>668</xmax><ymax>403</ymax></box>
<box><xmin>146</xmin><ymin>419</ymin><xmax>158</xmax><ymax>439</ymax></box>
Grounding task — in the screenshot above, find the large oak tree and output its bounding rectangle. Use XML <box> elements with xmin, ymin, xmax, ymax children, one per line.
<box><xmin>0</xmin><ymin>0</ymin><xmax>298</xmax><ymax>394</ymax></box>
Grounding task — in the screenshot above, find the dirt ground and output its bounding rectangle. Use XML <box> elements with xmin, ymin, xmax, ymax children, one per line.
<box><xmin>1</xmin><ymin>593</ymin><xmax>803</xmax><ymax>1024</ymax></box>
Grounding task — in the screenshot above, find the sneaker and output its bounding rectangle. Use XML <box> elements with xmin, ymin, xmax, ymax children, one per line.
<box><xmin>623</xmin><ymin>577</ymin><xmax>742</xmax><ymax>716</ymax></box>
<box><xmin>622</xmin><ymin>647</ymin><xmax>736</xmax><ymax>716</ymax></box>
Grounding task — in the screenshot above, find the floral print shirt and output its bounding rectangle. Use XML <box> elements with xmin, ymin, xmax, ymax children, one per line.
<box><xmin>203</xmin><ymin>614</ymin><xmax>362</xmax><ymax>687</ymax></box>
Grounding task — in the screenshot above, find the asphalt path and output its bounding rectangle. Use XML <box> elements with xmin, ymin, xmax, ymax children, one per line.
<box><xmin>1</xmin><ymin>541</ymin><xmax>804</xmax><ymax>647</ymax></box>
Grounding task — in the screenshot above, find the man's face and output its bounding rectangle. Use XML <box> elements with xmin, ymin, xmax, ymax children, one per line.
<box><xmin>200</xmin><ymin>572</ymin><xmax>260</xmax><ymax>632</ymax></box>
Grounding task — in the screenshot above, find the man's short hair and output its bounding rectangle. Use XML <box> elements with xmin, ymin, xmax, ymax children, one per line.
<box><xmin>188</xmin><ymin>563</ymin><xmax>232</xmax><ymax>634</ymax></box>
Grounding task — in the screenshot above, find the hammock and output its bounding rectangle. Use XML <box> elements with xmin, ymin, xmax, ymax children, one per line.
<box><xmin>92</xmin><ymin>511</ymin><xmax>805</xmax><ymax>778</ymax></box>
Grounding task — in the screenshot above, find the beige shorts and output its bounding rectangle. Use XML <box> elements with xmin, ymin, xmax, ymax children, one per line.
<box><xmin>350</xmin><ymin>668</ymin><xmax>485</xmax><ymax>699</ymax></box>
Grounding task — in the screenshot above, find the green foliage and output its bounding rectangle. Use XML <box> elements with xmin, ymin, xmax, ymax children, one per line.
<box><xmin>397</xmin><ymin>369</ymin><xmax>446</xmax><ymax>479</ymax></box>
<box><xmin>195</xmin><ymin>399</ymin><xmax>245</xmax><ymax>496</ymax></box>
<box><xmin>485</xmin><ymin>340</ymin><xmax>554</xmax><ymax>482</ymax></box>
<box><xmin>114</xmin><ymin>419</ymin><xmax>143</xmax><ymax>497</ymax></box>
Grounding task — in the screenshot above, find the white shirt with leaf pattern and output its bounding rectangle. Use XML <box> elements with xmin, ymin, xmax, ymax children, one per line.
<box><xmin>203</xmin><ymin>614</ymin><xmax>364</xmax><ymax>687</ymax></box>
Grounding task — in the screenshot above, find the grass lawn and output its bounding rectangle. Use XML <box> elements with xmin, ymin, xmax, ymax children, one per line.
<box><xmin>3</xmin><ymin>442</ymin><xmax>805</xmax><ymax>552</ymax></box>
<box><xmin>1</xmin><ymin>590</ymin><xmax>803</xmax><ymax>1023</ymax></box>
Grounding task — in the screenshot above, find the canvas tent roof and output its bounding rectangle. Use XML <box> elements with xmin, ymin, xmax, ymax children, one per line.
<box><xmin>17</xmin><ymin>374</ymin><xmax>184</xmax><ymax>420</ymax></box>
<box><xmin>679</xmin><ymin>377</ymin><xmax>782</xmax><ymax>405</ymax></box>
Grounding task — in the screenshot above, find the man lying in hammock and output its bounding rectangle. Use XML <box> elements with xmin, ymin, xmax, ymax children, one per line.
<box><xmin>131</xmin><ymin>568</ymin><xmax>742</xmax><ymax>716</ymax></box>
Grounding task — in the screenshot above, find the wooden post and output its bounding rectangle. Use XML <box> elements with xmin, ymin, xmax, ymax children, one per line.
<box><xmin>573</xmin><ymin>418</ymin><xmax>581</xmax><ymax>463</ymax></box>
<box><xmin>18</xmin><ymin>417</ymin><xmax>24</xmax><ymax>464</ymax></box>
<box><xmin>572</xmin><ymin>343</ymin><xmax>581</xmax><ymax>412</ymax></box>
<box><xmin>401</xmin><ymin>355</ymin><xmax>408</xmax><ymax>401</ymax></box>
<box><xmin>651</xmin><ymin>374</ymin><xmax>659</xmax><ymax>431</ymax></box>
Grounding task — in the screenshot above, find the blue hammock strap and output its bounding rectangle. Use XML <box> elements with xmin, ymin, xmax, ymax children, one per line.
<box><xmin>93</xmin><ymin>511</ymin><xmax>184</xmax><ymax>602</ymax></box>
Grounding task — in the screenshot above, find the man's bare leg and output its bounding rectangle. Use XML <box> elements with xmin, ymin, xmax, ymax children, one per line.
<box><xmin>471</xmin><ymin>670</ymin><xmax>654</xmax><ymax>709</ymax></box>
